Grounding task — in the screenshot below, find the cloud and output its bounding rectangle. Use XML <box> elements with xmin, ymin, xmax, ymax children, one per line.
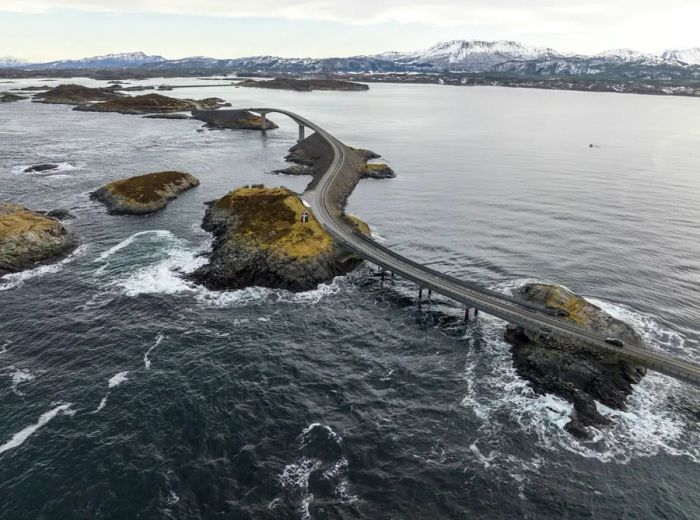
<box><xmin>1</xmin><ymin>1</ymin><xmax>698</xmax><ymax>58</ymax></box>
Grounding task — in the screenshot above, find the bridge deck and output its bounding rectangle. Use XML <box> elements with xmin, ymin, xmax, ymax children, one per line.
<box><xmin>248</xmin><ymin>108</ymin><xmax>700</xmax><ymax>387</ymax></box>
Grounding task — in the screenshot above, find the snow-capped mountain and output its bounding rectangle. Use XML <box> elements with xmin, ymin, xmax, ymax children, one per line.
<box><xmin>4</xmin><ymin>41</ymin><xmax>700</xmax><ymax>81</ymax></box>
<box><xmin>376</xmin><ymin>40</ymin><xmax>563</xmax><ymax>72</ymax></box>
<box><xmin>0</xmin><ymin>56</ymin><xmax>29</xmax><ymax>67</ymax></box>
<box><xmin>36</xmin><ymin>52</ymin><xmax>166</xmax><ymax>69</ymax></box>
<box><xmin>661</xmin><ymin>48</ymin><xmax>700</xmax><ymax>65</ymax></box>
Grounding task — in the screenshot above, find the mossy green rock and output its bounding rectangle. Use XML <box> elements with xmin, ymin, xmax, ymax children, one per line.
<box><xmin>0</xmin><ymin>202</ymin><xmax>77</xmax><ymax>277</ymax></box>
<box><xmin>191</xmin><ymin>186</ymin><xmax>369</xmax><ymax>292</ymax></box>
<box><xmin>91</xmin><ymin>171</ymin><xmax>200</xmax><ymax>215</ymax></box>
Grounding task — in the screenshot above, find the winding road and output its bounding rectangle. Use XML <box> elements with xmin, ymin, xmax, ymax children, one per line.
<box><xmin>250</xmin><ymin>108</ymin><xmax>700</xmax><ymax>387</ymax></box>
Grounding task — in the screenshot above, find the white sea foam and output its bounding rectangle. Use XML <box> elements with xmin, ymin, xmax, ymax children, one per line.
<box><xmin>9</xmin><ymin>367</ymin><xmax>35</xmax><ymax>396</ymax></box>
<box><xmin>95</xmin><ymin>230</ymin><xmax>173</xmax><ymax>263</ymax></box>
<box><xmin>93</xmin><ymin>395</ymin><xmax>108</xmax><ymax>413</ymax></box>
<box><xmin>459</xmin><ymin>278</ymin><xmax>699</xmax><ymax>472</ymax></box>
<box><xmin>144</xmin><ymin>334</ymin><xmax>164</xmax><ymax>369</ymax></box>
<box><xmin>300</xmin><ymin>423</ymin><xmax>343</xmax><ymax>448</ymax></box>
<box><xmin>108</xmin><ymin>371</ymin><xmax>129</xmax><ymax>388</ymax></box>
<box><xmin>0</xmin><ymin>244</ymin><xmax>88</xmax><ymax>292</ymax></box>
<box><xmin>0</xmin><ymin>403</ymin><xmax>74</xmax><ymax>455</ymax></box>
<box><xmin>110</xmin><ymin>238</ymin><xmax>207</xmax><ymax>297</ymax></box>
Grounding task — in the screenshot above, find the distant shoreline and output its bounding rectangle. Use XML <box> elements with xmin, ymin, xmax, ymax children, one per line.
<box><xmin>1</xmin><ymin>68</ymin><xmax>698</xmax><ymax>98</ymax></box>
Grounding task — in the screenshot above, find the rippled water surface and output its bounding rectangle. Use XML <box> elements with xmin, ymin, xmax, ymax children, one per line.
<box><xmin>1</xmin><ymin>79</ymin><xmax>699</xmax><ymax>519</ymax></box>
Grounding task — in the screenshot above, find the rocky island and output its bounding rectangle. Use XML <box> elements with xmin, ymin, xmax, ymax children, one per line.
<box><xmin>272</xmin><ymin>132</ymin><xmax>395</xmax><ymax>181</ymax></box>
<box><xmin>0</xmin><ymin>202</ymin><xmax>77</xmax><ymax>277</ymax></box>
<box><xmin>506</xmin><ymin>283</ymin><xmax>646</xmax><ymax>439</ymax></box>
<box><xmin>74</xmin><ymin>93</ymin><xmax>226</xmax><ymax>114</ymax></box>
<box><xmin>191</xmin><ymin>186</ymin><xmax>370</xmax><ymax>292</ymax></box>
<box><xmin>238</xmin><ymin>78</ymin><xmax>369</xmax><ymax>92</ymax></box>
<box><xmin>191</xmin><ymin>109</ymin><xmax>278</xmax><ymax>130</ymax></box>
<box><xmin>91</xmin><ymin>171</ymin><xmax>200</xmax><ymax>214</ymax></box>
<box><xmin>1</xmin><ymin>92</ymin><xmax>25</xmax><ymax>103</ymax></box>
<box><xmin>33</xmin><ymin>83</ymin><xmax>122</xmax><ymax>105</ymax></box>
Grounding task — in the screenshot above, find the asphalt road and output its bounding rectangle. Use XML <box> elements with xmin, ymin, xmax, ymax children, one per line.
<box><xmin>250</xmin><ymin>108</ymin><xmax>700</xmax><ymax>387</ymax></box>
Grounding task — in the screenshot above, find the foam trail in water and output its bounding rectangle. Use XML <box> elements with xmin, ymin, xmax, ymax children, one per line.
<box><xmin>0</xmin><ymin>404</ymin><xmax>74</xmax><ymax>455</ymax></box>
<box><xmin>9</xmin><ymin>367</ymin><xmax>35</xmax><ymax>396</ymax></box>
<box><xmin>95</xmin><ymin>230</ymin><xmax>173</xmax><ymax>263</ymax></box>
<box><xmin>93</xmin><ymin>395</ymin><xmax>108</xmax><ymax>413</ymax></box>
<box><xmin>144</xmin><ymin>334</ymin><xmax>164</xmax><ymax>369</ymax></box>
<box><xmin>108</xmin><ymin>371</ymin><xmax>129</xmax><ymax>388</ymax></box>
<box><xmin>0</xmin><ymin>244</ymin><xmax>88</xmax><ymax>292</ymax></box>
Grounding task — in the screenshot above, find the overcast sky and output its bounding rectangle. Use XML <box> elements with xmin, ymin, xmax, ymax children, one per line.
<box><xmin>2</xmin><ymin>1</ymin><xmax>699</xmax><ymax>61</ymax></box>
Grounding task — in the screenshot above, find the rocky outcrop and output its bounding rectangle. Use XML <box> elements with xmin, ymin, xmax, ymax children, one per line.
<box><xmin>0</xmin><ymin>202</ymin><xmax>77</xmax><ymax>277</ymax></box>
<box><xmin>33</xmin><ymin>83</ymin><xmax>122</xmax><ymax>105</ymax></box>
<box><xmin>506</xmin><ymin>283</ymin><xmax>646</xmax><ymax>439</ymax></box>
<box><xmin>238</xmin><ymin>78</ymin><xmax>369</xmax><ymax>92</ymax></box>
<box><xmin>190</xmin><ymin>186</ymin><xmax>370</xmax><ymax>292</ymax></box>
<box><xmin>142</xmin><ymin>113</ymin><xmax>192</xmax><ymax>120</ymax></box>
<box><xmin>191</xmin><ymin>109</ymin><xmax>278</xmax><ymax>130</ymax></box>
<box><xmin>1</xmin><ymin>92</ymin><xmax>25</xmax><ymax>103</ymax></box>
<box><xmin>23</xmin><ymin>164</ymin><xmax>59</xmax><ymax>173</ymax></box>
<box><xmin>91</xmin><ymin>171</ymin><xmax>200</xmax><ymax>215</ymax></box>
<box><xmin>74</xmin><ymin>93</ymin><xmax>227</xmax><ymax>114</ymax></box>
<box><xmin>358</xmin><ymin>163</ymin><xmax>396</xmax><ymax>179</ymax></box>
<box><xmin>272</xmin><ymin>132</ymin><xmax>395</xmax><ymax>195</ymax></box>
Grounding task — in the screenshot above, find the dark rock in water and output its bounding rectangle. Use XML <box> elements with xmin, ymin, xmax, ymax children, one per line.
<box><xmin>91</xmin><ymin>171</ymin><xmax>200</xmax><ymax>215</ymax></box>
<box><xmin>0</xmin><ymin>202</ymin><xmax>77</xmax><ymax>277</ymax></box>
<box><xmin>191</xmin><ymin>109</ymin><xmax>278</xmax><ymax>130</ymax></box>
<box><xmin>506</xmin><ymin>283</ymin><xmax>646</xmax><ymax>439</ymax></box>
<box><xmin>122</xmin><ymin>85</ymin><xmax>155</xmax><ymax>92</ymax></box>
<box><xmin>358</xmin><ymin>163</ymin><xmax>396</xmax><ymax>179</ymax></box>
<box><xmin>23</xmin><ymin>163</ymin><xmax>59</xmax><ymax>173</ymax></box>
<box><xmin>46</xmin><ymin>209</ymin><xmax>75</xmax><ymax>220</ymax></box>
<box><xmin>238</xmin><ymin>78</ymin><xmax>369</xmax><ymax>92</ymax></box>
<box><xmin>33</xmin><ymin>83</ymin><xmax>122</xmax><ymax>105</ymax></box>
<box><xmin>269</xmin><ymin>164</ymin><xmax>315</xmax><ymax>176</ymax></box>
<box><xmin>74</xmin><ymin>93</ymin><xmax>227</xmax><ymax>115</ymax></box>
<box><xmin>1</xmin><ymin>92</ymin><xmax>25</xmax><ymax>103</ymax></box>
<box><xmin>142</xmin><ymin>113</ymin><xmax>192</xmax><ymax>120</ymax></box>
<box><xmin>190</xmin><ymin>186</ymin><xmax>370</xmax><ymax>292</ymax></box>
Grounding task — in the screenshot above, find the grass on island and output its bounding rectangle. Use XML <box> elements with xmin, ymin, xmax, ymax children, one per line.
<box><xmin>539</xmin><ymin>284</ymin><xmax>591</xmax><ymax>326</ymax></box>
<box><xmin>214</xmin><ymin>187</ymin><xmax>331</xmax><ymax>258</ymax></box>
<box><xmin>90</xmin><ymin>94</ymin><xmax>193</xmax><ymax>111</ymax></box>
<box><xmin>104</xmin><ymin>171</ymin><xmax>194</xmax><ymax>203</ymax></box>
<box><xmin>214</xmin><ymin>187</ymin><xmax>369</xmax><ymax>258</ymax></box>
<box><xmin>0</xmin><ymin>207</ymin><xmax>59</xmax><ymax>239</ymax></box>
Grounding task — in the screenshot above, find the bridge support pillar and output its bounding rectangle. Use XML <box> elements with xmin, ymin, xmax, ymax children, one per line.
<box><xmin>465</xmin><ymin>308</ymin><xmax>479</xmax><ymax>321</ymax></box>
<box><xmin>260</xmin><ymin>113</ymin><xmax>267</xmax><ymax>131</ymax></box>
<box><xmin>419</xmin><ymin>288</ymin><xmax>423</xmax><ymax>301</ymax></box>
<box><xmin>298</xmin><ymin>124</ymin><xmax>305</xmax><ymax>142</ymax></box>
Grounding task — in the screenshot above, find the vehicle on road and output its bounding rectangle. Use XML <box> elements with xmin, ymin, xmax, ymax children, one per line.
<box><xmin>605</xmin><ymin>337</ymin><xmax>625</xmax><ymax>347</ymax></box>
<box><xmin>538</xmin><ymin>327</ymin><xmax>554</xmax><ymax>341</ymax></box>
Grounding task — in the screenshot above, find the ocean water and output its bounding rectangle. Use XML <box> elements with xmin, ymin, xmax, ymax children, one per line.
<box><xmin>1</xmin><ymin>79</ymin><xmax>699</xmax><ymax>519</ymax></box>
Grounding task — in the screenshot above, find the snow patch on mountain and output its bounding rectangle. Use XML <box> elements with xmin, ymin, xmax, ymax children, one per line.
<box><xmin>661</xmin><ymin>48</ymin><xmax>700</xmax><ymax>65</ymax></box>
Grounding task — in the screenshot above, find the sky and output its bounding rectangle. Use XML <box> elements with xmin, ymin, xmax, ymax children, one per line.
<box><xmin>1</xmin><ymin>1</ymin><xmax>699</xmax><ymax>62</ymax></box>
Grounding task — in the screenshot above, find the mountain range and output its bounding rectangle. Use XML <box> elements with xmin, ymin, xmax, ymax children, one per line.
<box><xmin>4</xmin><ymin>41</ymin><xmax>700</xmax><ymax>81</ymax></box>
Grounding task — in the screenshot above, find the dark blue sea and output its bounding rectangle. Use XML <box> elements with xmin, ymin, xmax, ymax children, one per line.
<box><xmin>1</xmin><ymin>79</ymin><xmax>699</xmax><ymax>519</ymax></box>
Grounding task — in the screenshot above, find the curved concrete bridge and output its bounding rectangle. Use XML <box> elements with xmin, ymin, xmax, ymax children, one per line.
<box><xmin>249</xmin><ymin>108</ymin><xmax>700</xmax><ymax>387</ymax></box>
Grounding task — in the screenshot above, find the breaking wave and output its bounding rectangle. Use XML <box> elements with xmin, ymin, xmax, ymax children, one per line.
<box><xmin>0</xmin><ymin>404</ymin><xmax>74</xmax><ymax>455</ymax></box>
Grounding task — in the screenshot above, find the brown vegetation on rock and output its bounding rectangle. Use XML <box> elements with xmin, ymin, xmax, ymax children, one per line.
<box><xmin>0</xmin><ymin>202</ymin><xmax>77</xmax><ymax>277</ymax></box>
<box><xmin>191</xmin><ymin>186</ymin><xmax>369</xmax><ymax>291</ymax></box>
<box><xmin>91</xmin><ymin>171</ymin><xmax>200</xmax><ymax>214</ymax></box>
